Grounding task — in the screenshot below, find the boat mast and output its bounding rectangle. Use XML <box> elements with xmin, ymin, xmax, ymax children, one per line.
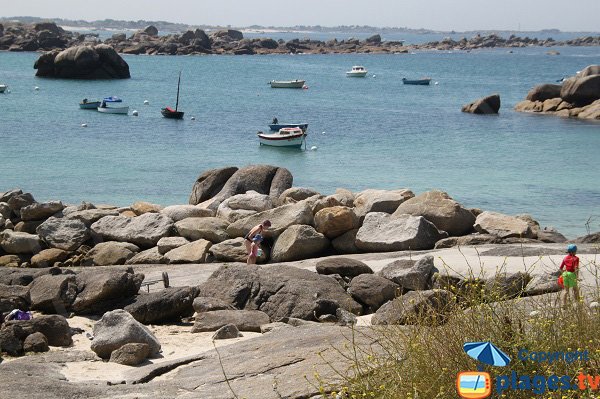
<box><xmin>175</xmin><ymin>71</ymin><xmax>181</xmax><ymax>111</ymax></box>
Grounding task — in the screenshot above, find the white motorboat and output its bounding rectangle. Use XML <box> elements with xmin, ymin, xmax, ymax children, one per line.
<box><xmin>0</xmin><ymin>84</ymin><xmax>7</xmax><ymax>93</ymax></box>
<box><xmin>258</xmin><ymin>127</ymin><xmax>307</xmax><ymax>147</ymax></box>
<box><xmin>97</xmin><ymin>96</ymin><xmax>129</xmax><ymax>114</ymax></box>
<box><xmin>346</xmin><ymin>66</ymin><xmax>368</xmax><ymax>77</ymax></box>
<box><xmin>270</xmin><ymin>80</ymin><xmax>305</xmax><ymax>88</ymax></box>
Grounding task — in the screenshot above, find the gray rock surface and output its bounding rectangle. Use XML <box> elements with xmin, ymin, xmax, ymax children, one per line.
<box><xmin>484</xmin><ymin>272</ymin><xmax>531</xmax><ymax>300</ymax></box>
<box><xmin>226</xmin><ymin>201</ymin><xmax>314</xmax><ymax>238</ymax></box>
<box><xmin>208</xmin><ymin>237</ymin><xmax>268</xmax><ymax>263</ymax></box>
<box><xmin>462</xmin><ymin>94</ymin><xmax>501</xmax><ymax>114</ymax></box>
<box><xmin>34</xmin><ymin>44</ymin><xmax>131</xmax><ymax>79</ymax></box>
<box><xmin>348</xmin><ymin>274</ymin><xmax>399</xmax><ymax>311</ymax></box>
<box><xmin>377</xmin><ymin>256</ymin><xmax>435</xmax><ymax>291</ymax></box>
<box><xmin>192</xmin><ymin>296</ymin><xmax>235</xmax><ymax>313</ymax></box>
<box><xmin>65</xmin><ymin>208</ymin><xmax>119</xmax><ymax>226</ymax></box>
<box><xmin>4</xmin><ymin>314</ymin><xmax>72</xmax><ymax>346</ymax></box>
<box><xmin>279</xmin><ymin>187</ymin><xmax>321</xmax><ymax>203</ymax></box>
<box><xmin>164</xmin><ymin>239</ymin><xmax>212</xmax><ymax>264</ymax></box>
<box><xmin>0</xmin><ymin>283</ymin><xmax>31</xmax><ymax>313</ymax></box>
<box><xmin>474</xmin><ymin>211</ymin><xmax>536</xmax><ymax>239</ymax></box>
<box><xmin>199</xmin><ymin>264</ymin><xmax>362</xmax><ymax>320</ymax></box>
<box><xmin>560</xmin><ymin>75</ymin><xmax>600</xmax><ymax>106</ymax></box>
<box><xmin>23</xmin><ymin>331</ymin><xmax>49</xmax><ymax>353</ymax></box>
<box><xmin>157</xmin><ymin>236</ymin><xmax>190</xmax><ymax>254</ymax></box>
<box><xmin>188</xmin><ymin>167</ymin><xmax>239</xmax><ymax>205</ymax></box>
<box><xmin>175</xmin><ymin>217</ymin><xmax>229</xmax><ymax>243</ymax></box>
<box><xmin>271</xmin><ymin>225</ymin><xmax>329</xmax><ymax>262</ymax></box>
<box><xmin>356</xmin><ymin>213</ymin><xmax>448</xmax><ymax>252</ymax></box>
<box><xmin>20</xmin><ymin>201</ymin><xmax>64</xmax><ymax>221</ymax></box>
<box><xmin>29</xmin><ymin>274</ymin><xmax>77</xmax><ymax>313</ymax></box>
<box><xmin>109</xmin><ymin>342</ymin><xmax>150</xmax><ymax>366</ymax></box>
<box><xmin>36</xmin><ymin>217</ymin><xmax>90</xmax><ymax>251</ymax></box>
<box><xmin>1</xmin><ymin>230</ymin><xmax>44</xmax><ymax>254</ymax></box>
<box><xmin>212</xmin><ymin>323</ymin><xmax>242</xmax><ymax>339</ymax></box>
<box><xmin>372</xmin><ymin>289</ymin><xmax>455</xmax><ymax>325</ymax></box>
<box><xmin>91</xmin><ymin>309</ymin><xmax>160</xmax><ymax>359</ymax></box>
<box><xmin>216</xmin><ymin>192</ymin><xmax>274</xmax><ymax>222</ymax></box>
<box><xmin>160</xmin><ymin>205</ymin><xmax>213</xmax><ymax>222</ymax></box>
<box><xmin>192</xmin><ymin>309</ymin><xmax>270</xmax><ymax>332</ymax></box>
<box><xmin>123</xmin><ymin>286</ymin><xmax>199</xmax><ymax>324</ymax></box>
<box><xmin>393</xmin><ymin>190</ymin><xmax>475</xmax><ymax>236</ymax></box>
<box><xmin>30</xmin><ymin>248</ymin><xmax>70</xmax><ymax>268</ymax></box>
<box><xmin>525</xmin><ymin>271</ymin><xmax>562</xmax><ymax>296</ymax></box>
<box><xmin>526</xmin><ymin>84</ymin><xmax>562</xmax><ymax>102</ymax></box>
<box><xmin>331</xmin><ymin>228</ymin><xmax>360</xmax><ymax>254</ymax></box>
<box><xmin>81</xmin><ymin>241</ymin><xmax>140</xmax><ymax>266</ymax></box>
<box><xmin>353</xmin><ymin>189</ymin><xmax>414</xmax><ymax>220</ymax></box>
<box><xmin>72</xmin><ymin>268</ymin><xmax>143</xmax><ymax>314</ymax></box>
<box><xmin>91</xmin><ymin>213</ymin><xmax>174</xmax><ymax>247</ymax></box>
<box><xmin>125</xmin><ymin>247</ymin><xmax>166</xmax><ymax>265</ymax></box>
<box><xmin>315</xmin><ymin>257</ymin><xmax>373</xmax><ymax>278</ymax></box>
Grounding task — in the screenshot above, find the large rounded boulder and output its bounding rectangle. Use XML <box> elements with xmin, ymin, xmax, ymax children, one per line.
<box><xmin>34</xmin><ymin>44</ymin><xmax>130</xmax><ymax>79</ymax></box>
<box><xmin>560</xmin><ymin>75</ymin><xmax>600</xmax><ymax>106</ymax></box>
<box><xmin>393</xmin><ymin>191</ymin><xmax>475</xmax><ymax>236</ymax></box>
<box><xmin>462</xmin><ymin>94</ymin><xmax>501</xmax><ymax>114</ymax></box>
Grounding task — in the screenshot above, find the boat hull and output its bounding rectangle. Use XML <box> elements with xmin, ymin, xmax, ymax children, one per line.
<box><xmin>258</xmin><ymin>133</ymin><xmax>306</xmax><ymax>147</ymax></box>
<box><xmin>268</xmin><ymin>123</ymin><xmax>308</xmax><ymax>131</ymax></box>
<box><xmin>270</xmin><ymin>80</ymin><xmax>305</xmax><ymax>88</ymax></box>
<box><xmin>402</xmin><ymin>78</ymin><xmax>431</xmax><ymax>85</ymax></box>
<box><xmin>0</xmin><ymin>85</ymin><xmax>7</xmax><ymax>93</ymax></box>
<box><xmin>346</xmin><ymin>71</ymin><xmax>368</xmax><ymax>77</ymax></box>
<box><xmin>97</xmin><ymin>106</ymin><xmax>129</xmax><ymax>114</ymax></box>
<box><xmin>79</xmin><ymin>101</ymin><xmax>101</xmax><ymax>109</ymax></box>
<box><xmin>161</xmin><ymin>108</ymin><xmax>184</xmax><ymax>119</ymax></box>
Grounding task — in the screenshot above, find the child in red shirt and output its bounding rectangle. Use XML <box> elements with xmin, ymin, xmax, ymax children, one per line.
<box><xmin>560</xmin><ymin>244</ymin><xmax>580</xmax><ymax>307</ymax></box>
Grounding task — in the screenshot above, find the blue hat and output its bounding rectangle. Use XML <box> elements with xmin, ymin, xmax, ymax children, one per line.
<box><xmin>253</xmin><ymin>234</ymin><xmax>263</xmax><ymax>242</ymax></box>
<box><xmin>567</xmin><ymin>244</ymin><xmax>577</xmax><ymax>253</ymax></box>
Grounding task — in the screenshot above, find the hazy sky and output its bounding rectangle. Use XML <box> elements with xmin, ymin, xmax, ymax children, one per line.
<box><xmin>2</xmin><ymin>0</ymin><xmax>599</xmax><ymax>31</ymax></box>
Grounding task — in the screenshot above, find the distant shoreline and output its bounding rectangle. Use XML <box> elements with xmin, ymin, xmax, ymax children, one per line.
<box><xmin>1</xmin><ymin>16</ymin><xmax>598</xmax><ymax>37</ymax></box>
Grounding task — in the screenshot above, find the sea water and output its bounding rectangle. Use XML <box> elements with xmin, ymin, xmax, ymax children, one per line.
<box><xmin>0</xmin><ymin>47</ymin><xmax>599</xmax><ymax>237</ymax></box>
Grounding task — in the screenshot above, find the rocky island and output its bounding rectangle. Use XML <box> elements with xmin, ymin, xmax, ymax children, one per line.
<box><xmin>1</xmin><ymin>21</ymin><xmax>599</xmax><ymax>56</ymax></box>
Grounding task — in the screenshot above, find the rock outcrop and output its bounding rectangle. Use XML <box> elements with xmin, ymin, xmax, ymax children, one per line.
<box><xmin>462</xmin><ymin>94</ymin><xmax>501</xmax><ymax>114</ymax></box>
<box><xmin>34</xmin><ymin>44</ymin><xmax>130</xmax><ymax>79</ymax></box>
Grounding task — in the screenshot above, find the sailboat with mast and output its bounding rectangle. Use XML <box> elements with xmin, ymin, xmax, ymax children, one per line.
<box><xmin>161</xmin><ymin>72</ymin><xmax>185</xmax><ymax>119</ymax></box>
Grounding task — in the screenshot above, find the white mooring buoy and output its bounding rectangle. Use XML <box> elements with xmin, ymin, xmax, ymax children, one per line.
<box><xmin>81</xmin><ymin>123</ymin><xmax>88</xmax><ymax>128</ymax></box>
<box><xmin>311</xmin><ymin>146</ymin><xmax>318</xmax><ymax>151</ymax></box>
<box><xmin>191</xmin><ymin>116</ymin><xmax>196</xmax><ymax>121</ymax></box>
<box><xmin>143</xmin><ymin>100</ymin><xmax>150</xmax><ymax>105</ymax></box>
<box><xmin>132</xmin><ymin>110</ymin><xmax>139</xmax><ymax>116</ymax></box>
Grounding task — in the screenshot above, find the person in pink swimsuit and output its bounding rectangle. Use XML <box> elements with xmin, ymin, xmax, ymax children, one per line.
<box><xmin>247</xmin><ymin>234</ymin><xmax>263</xmax><ymax>265</ymax></box>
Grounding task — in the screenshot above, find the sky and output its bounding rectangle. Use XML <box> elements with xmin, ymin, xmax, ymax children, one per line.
<box><xmin>1</xmin><ymin>0</ymin><xmax>599</xmax><ymax>32</ymax></box>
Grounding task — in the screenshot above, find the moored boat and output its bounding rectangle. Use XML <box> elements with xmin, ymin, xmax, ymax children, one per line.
<box><xmin>79</xmin><ymin>99</ymin><xmax>101</xmax><ymax>109</ymax></box>
<box><xmin>270</xmin><ymin>80</ymin><xmax>305</xmax><ymax>88</ymax></box>
<box><xmin>161</xmin><ymin>71</ymin><xmax>185</xmax><ymax>119</ymax></box>
<box><xmin>402</xmin><ymin>77</ymin><xmax>432</xmax><ymax>85</ymax></box>
<box><xmin>0</xmin><ymin>84</ymin><xmax>7</xmax><ymax>93</ymax></box>
<box><xmin>346</xmin><ymin>66</ymin><xmax>368</xmax><ymax>77</ymax></box>
<box><xmin>268</xmin><ymin>122</ymin><xmax>308</xmax><ymax>131</ymax></box>
<box><xmin>258</xmin><ymin>127</ymin><xmax>307</xmax><ymax>147</ymax></box>
<box><xmin>97</xmin><ymin>96</ymin><xmax>129</xmax><ymax>114</ymax></box>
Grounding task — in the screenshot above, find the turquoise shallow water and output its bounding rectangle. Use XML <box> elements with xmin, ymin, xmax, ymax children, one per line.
<box><xmin>1</xmin><ymin>47</ymin><xmax>599</xmax><ymax>237</ymax></box>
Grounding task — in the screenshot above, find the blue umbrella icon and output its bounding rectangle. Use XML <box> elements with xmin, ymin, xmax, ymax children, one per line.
<box><xmin>464</xmin><ymin>341</ymin><xmax>511</xmax><ymax>367</ymax></box>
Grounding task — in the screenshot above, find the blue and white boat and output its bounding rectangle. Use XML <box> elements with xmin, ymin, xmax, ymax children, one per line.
<box><xmin>97</xmin><ymin>96</ymin><xmax>129</xmax><ymax>114</ymax></box>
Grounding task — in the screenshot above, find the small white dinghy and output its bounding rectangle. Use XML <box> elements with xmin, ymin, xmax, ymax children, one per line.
<box><xmin>270</xmin><ymin>80</ymin><xmax>306</xmax><ymax>88</ymax></box>
<box><xmin>97</xmin><ymin>96</ymin><xmax>129</xmax><ymax>114</ymax></box>
<box><xmin>258</xmin><ymin>127</ymin><xmax>307</xmax><ymax>148</ymax></box>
